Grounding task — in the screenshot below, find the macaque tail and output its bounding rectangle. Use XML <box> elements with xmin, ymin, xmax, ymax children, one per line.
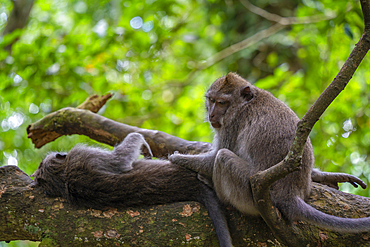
<box><xmin>286</xmin><ymin>197</ymin><xmax>370</xmax><ymax>233</ymax></box>
<box><xmin>198</xmin><ymin>184</ymin><xmax>233</xmax><ymax>247</ymax></box>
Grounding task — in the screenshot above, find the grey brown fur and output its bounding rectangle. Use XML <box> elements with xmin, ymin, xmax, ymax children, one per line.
<box><xmin>31</xmin><ymin>133</ymin><xmax>232</xmax><ymax>247</ymax></box>
<box><xmin>170</xmin><ymin>72</ymin><xmax>370</xmax><ymax>233</ymax></box>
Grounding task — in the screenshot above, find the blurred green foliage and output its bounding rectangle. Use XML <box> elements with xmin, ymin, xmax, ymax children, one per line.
<box><xmin>0</xmin><ymin>0</ymin><xmax>369</xmax><ymax>245</ymax></box>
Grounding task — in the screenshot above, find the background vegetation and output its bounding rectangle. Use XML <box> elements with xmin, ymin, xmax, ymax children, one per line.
<box><xmin>0</xmin><ymin>0</ymin><xmax>369</xmax><ymax>245</ymax></box>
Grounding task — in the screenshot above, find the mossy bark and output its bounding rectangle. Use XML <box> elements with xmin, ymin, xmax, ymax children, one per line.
<box><xmin>2</xmin><ymin>165</ymin><xmax>370</xmax><ymax>246</ymax></box>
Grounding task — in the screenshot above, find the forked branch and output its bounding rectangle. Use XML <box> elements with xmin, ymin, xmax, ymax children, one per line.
<box><xmin>251</xmin><ymin>0</ymin><xmax>370</xmax><ymax>245</ymax></box>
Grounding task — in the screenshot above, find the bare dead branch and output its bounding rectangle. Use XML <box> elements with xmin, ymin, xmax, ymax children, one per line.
<box><xmin>26</xmin><ymin>94</ymin><xmax>113</xmax><ymax>149</ymax></box>
<box><xmin>77</xmin><ymin>93</ymin><xmax>113</xmax><ymax>113</ymax></box>
<box><xmin>27</xmin><ymin>107</ymin><xmax>212</xmax><ymax>158</ymax></box>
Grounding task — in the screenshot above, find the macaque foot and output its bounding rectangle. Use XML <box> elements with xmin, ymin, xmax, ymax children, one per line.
<box><xmin>311</xmin><ymin>169</ymin><xmax>367</xmax><ymax>190</ymax></box>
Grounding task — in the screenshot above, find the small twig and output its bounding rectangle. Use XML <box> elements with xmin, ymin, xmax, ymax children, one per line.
<box><xmin>287</xmin><ymin>0</ymin><xmax>370</xmax><ymax>173</ymax></box>
<box><xmin>239</xmin><ymin>0</ymin><xmax>337</xmax><ymax>25</ymax></box>
<box><xmin>203</xmin><ymin>0</ymin><xmax>338</xmax><ymax>70</ymax></box>
<box><xmin>170</xmin><ymin>0</ymin><xmax>338</xmax><ymax>88</ymax></box>
<box><xmin>198</xmin><ymin>24</ymin><xmax>285</xmax><ymax>71</ymax></box>
<box><xmin>168</xmin><ymin>24</ymin><xmax>285</xmax><ymax>88</ymax></box>
<box><xmin>200</xmin><ymin>0</ymin><xmax>339</xmax><ymax>70</ymax></box>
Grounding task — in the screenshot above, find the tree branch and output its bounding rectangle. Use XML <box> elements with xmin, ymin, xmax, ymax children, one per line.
<box><xmin>250</xmin><ymin>1</ymin><xmax>370</xmax><ymax>245</ymax></box>
<box><xmin>2</xmin><ymin>106</ymin><xmax>370</xmax><ymax>245</ymax></box>
<box><xmin>198</xmin><ymin>24</ymin><xmax>285</xmax><ymax>71</ymax></box>
<box><xmin>257</xmin><ymin>0</ymin><xmax>370</xmax><ymax>193</ymax></box>
<box><xmin>239</xmin><ymin>0</ymin><xmax>337</xmax><ymax>25</ymax></box>
<box><xmin>170</xmin><ymin>0</ymin><xmax>339</xmax><ymax>88</ymax></box>
<box><xmin>26</xmin><ymin>94</ymin><xmax>113</xmax><ymax>149</ymax></box>
<box><xmin>27</xmin><ymin>107</ymin><xmax>211</xmax><ymax>158</ymax></box>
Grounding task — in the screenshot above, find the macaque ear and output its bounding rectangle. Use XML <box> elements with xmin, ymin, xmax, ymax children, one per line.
<box><xmin>240</xmin><ymin>86</ymin><xmax>253</xmax><ymax>101</ymax></box>
<box><xmin>56</xmin><ymin>153</ymin><xmax>67</xmax><ymax>160</ymax></box>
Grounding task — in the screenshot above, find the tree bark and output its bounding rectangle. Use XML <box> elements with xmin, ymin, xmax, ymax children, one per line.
<box><xmin>27</xmin><ymin>107</ymin><xmax>212</xmax><ymax>159</ymax></box>
<box><xmin>2</xmin><ymin>158</ymin><xmax>370</xmax><ymax>246</ymax></box>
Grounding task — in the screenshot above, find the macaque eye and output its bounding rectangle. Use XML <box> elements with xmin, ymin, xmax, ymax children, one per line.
<box><xmin>218</xmin><ymin>101</ymin><xmax>226</xmax><ymax>105</ymax></box>
<box><xmin>209</xmin><ymin>98</ymin><xmax>215</xmax><ymax>103</ymax></box>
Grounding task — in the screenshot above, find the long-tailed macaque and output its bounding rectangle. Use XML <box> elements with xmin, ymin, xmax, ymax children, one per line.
<box><xmin>31</xmin><ymin>133</ymin><xmax>232</xmax><ymax>247</ymax></box>
<box><xmin>169</xmin><ymin>72</ymin><xmax>370</xmax><ymax>233</ymax></box>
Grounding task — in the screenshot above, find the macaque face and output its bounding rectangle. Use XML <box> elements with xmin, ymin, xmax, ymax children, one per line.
<box><xmin>206</xmin><ymin>94</ymin><xmax>230</xmax><ymax>129</ymax></box>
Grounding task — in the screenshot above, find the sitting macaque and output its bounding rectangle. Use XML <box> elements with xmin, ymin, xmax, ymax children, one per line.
<box><xmin>31</xmin><ymin>133</ymin><xmax>232</xmax><ymax>247</ymax></box>
<box><xmin>170</xmin><ymin>72</ymin><xmax>369</xmax><ymax>233</ymax></box>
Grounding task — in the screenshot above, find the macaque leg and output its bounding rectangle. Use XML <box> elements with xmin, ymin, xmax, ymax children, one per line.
<box><xmin>311</xmin><ymin>169</ymin><xmax>367</xmax><ymax>190</ymax></box>
<box><xmin>212</xmin><ymin>149</ymin><xmax>257</xmax><ymax>215</ymax></box>
<box><xmin>112</xmin><ymin>133</ymin><xmax>153</xmax><ymax>172</ymax></box>
<box><xmin>169</xmin><ymin>151</ymin><xmax>217</xmax><ymax>177</ymax></box>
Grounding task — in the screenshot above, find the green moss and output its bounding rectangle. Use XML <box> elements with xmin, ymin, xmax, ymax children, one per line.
<box><xmin>25</xmin><ymin>225</ymin><xmax>41</xmax><ymax>234</ymax></box>
<box><xmin>39</xmin><ymin>237</ymin><xmax>58</xmax><ymax>247</ymax></box>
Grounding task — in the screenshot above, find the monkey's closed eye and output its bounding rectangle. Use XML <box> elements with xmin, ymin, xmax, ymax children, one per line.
<box><xmin>218</xmin><ymin>101</ymin><xmax>226</xmax><ymax>105</ymax></box>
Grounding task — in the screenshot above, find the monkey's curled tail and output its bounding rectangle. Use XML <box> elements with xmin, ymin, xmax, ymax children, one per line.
<box><xmin>287</xmin><ymin>197</ymin><xmax>370</xmax><ymax>233</ymax></box>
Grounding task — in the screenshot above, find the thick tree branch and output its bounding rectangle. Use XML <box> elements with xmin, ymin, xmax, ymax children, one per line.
<box><xmin>0</xmin><ymin>107</ymin><xmax>369</xmax><ymax>245</ymax></box>
<box><xmin>2</xmin><ymin>164</ymin><xmax>370</xmax><ymax>245</ymax></box>
<box><xmin>250</xmin><ymin>1</ymin><xmax>370</xmax><ymax>245</ymax></box>
<box><xmin>0</xmin><ymin>166</ymin><xmax>223</xmax><ymax>246</ymax></box>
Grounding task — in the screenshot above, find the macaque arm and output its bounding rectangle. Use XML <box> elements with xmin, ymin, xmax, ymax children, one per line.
<box><xmin>311</xmin><ymin>169</ymin><xmax>367</xmax><ymax>190</ymax></box>
<box><xmin>112</xmin><ymin>133</ymin><xmax>153</xmax><ymax>172</ymax></box>
<box><xmin>169</xmin><ymin>151</ymin><xmax>216</xmax><ymax>177</ymax></box>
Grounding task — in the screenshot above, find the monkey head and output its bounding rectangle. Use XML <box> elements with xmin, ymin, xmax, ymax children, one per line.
<box><xmin>30</xmin><ymin>152</ymin><xmax>68</xmax><ymax>197</ymax></box>
<box><xmin>206</xmin><ymin>72</ymin><xmax>255</xmax><ymax>129</ymax></box>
